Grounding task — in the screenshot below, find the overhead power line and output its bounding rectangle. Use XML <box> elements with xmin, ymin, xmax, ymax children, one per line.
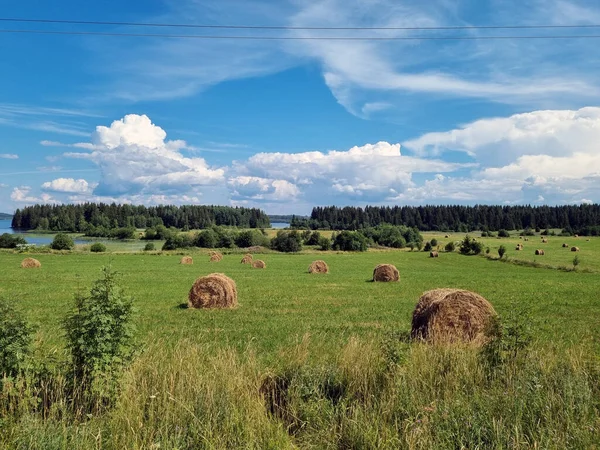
<box><xmin>2</xmin><ymin>29</ymin><xmax>600</xmax><ymax>40</ymax></box>
<box><xmin>2</xmin><ymin>17</ymin><xmax>600</xmax><ymax>31</ymax></box>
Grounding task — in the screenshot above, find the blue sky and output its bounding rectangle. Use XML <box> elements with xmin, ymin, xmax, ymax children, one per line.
<box><xmin>2</xmin><ymin>0</ymin><xmax>600</xmax><ymax>214</ymax></box>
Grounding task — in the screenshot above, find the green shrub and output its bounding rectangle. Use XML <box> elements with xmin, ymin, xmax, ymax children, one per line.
<box><xmin>63</xmin><ymin>266</ymin><xmax>136</xmax><ymax>403</ymax></box>
<box><xmin>332</xmin><ymin>231</ymin><xmax>368</xmax><ymax>252</ymax></box>
<box><xmin>235</xmin><ymin>230</ymin><xmax>269</xmax><ymax>248</ymax></box>
<box><xmin>498</xmin><ymin>245</ymin><xmax>506</xmax><ymax>258</ymax></box>
<box><xmin>271</xmin><ymin>231</ymin><xmax>302</xmax><ymax>253</ymax></box>
<box><xmin>0</xmin><ymin>298</ymin><xmax>34</xmax><ymax>377</ymax></box>
<box><xmin>424</xmin><ymin>241</ymin><xmax>433</xmax><ymax>252</ymax></box>
<box><xmin>0</xmin><ymin>233</ymin><xmax>27</xmax><ymax>249</ymax></box>
<box><xmin>51</xmin><ymin>233</ymin><xmax>74</xmax><ymax>250</ymax></box>
<box><xmin>90</xmin><ymin>243</ymin><xmax>107</xmax><ymax>253</ymax></box>
<box><xmin>444</xmin><ymin>241</ymin><xmax>455</xmax><ymax>252</ymax></box>
<box><xmin>162</xmin><ymin>233</ymin><xmax>194</xmax><ymax>250</ymax></box>
<box><xmin>306</xmin><ymin>231</ymin><xmax>322</xmax><ymax>246</ymax></box>
<box><xmin>143</xmin><ymin>242</ymin><xmax>155</xmax><ymax>251</ymax></box>
<box><xmin>195</xmin><ymin>229</ymin><xmax>218</xmax><ymax>248</ymax></box>
<box><xmin>459</xmin><ymin>235</ymin><xmax>483</xmax><ymax>255</ymax></box>
<box><xmin>430</xmin><ymin>238</ymin><xmax>438</xmax><ymax>247</ymax></box>
<box><xmin>498</xmin><ymin>229</ymin><xmax>510</xmax><ymax>238</ymax></box>
<box><xmin>318</xmin><ymin>235</ymin><xmax>331</xmax><ymax>251</ymax></box>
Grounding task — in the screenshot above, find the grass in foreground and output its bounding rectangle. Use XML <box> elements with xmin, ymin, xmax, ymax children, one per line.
<box><xmin>1</xmin><ymin>337</ymin><xmax>599</xmax><ymax>449</ymax></box>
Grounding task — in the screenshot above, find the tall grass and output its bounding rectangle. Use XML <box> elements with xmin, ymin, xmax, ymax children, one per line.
<box><xmin>2</xmin><ymin>337</ymin><xmax>598</xmax><ymax>449</ymax></box>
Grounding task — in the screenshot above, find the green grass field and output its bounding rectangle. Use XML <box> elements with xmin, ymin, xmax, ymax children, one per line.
<box><xmin>2</xmin><ymin>234</ymin><xmax>600</xmax><ymax>356</ymax></box>
<box><xmin>1</xmin><ymin>237</ymin><xmax>600</xmax><ymax>448</ymax></box>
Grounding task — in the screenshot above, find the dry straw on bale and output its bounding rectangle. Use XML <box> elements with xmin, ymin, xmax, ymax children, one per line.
<box><xmin>372</xmin><ymin>264</ymin><xmax>399</xmax><ymax>282</ymax></box>
<box><xmin>241</xmin><ymin>254</ymin><xmax>253</xmax><ymax>264</ymax></box>
<box><xmin>571</xmin><ymin>246</ymin><xmax>580</xmax><ymax>252</ymax></box>
<box><xmin>535</xmin><ymin>249</ymin><xmax>545</xmax><ymax>255</ymax></box>
<box><xmin>411</xmin><ymin>288</ymin><xmax>497</xmax><ymax>344</ymax></box>
<box><xmin>541</xmin><ymin>238</ymin><xmax>548</xmax><ymax>243</ymax></box>
<box><xmin>562</xmin><ymin>243</ymin><xmax>568</xmax><ymax>248</ymax></box>
<box><xmin>574</xmin><ymin>234</ymin><xmax>579</xmax><ymax>238</ymax></box>
<box><xmin>430</xmin><ymin>251</ymin><xmax>439</xmax><ymax>258</ymax></box>
<box><xmin>180</xmin><ymin>256</ymin><xmax>193</xmax><ymax>265</ymax></box>
<box><xmin>444</xmin><ymin>235</ymin><xmax>450</xmax><ymax>238</ymax></box>
<box><xmin>209</xmin><ymin>251</ymin><xmax>223</xmax><ymax>262</ymax></box>
<box><xmin>515</xmin><ymin>244</ymin><xmax>523</xmax><ymax>251</ymax></box>
<box><xmin>252</xmin><ymin>260</ymin><xmax>266</xmax><ymax>269</ymax></box>
<box><xmin>524</xmin><ymin>238</ymin><xmax>529</xmax><ymax>241</ymax></box>
<box><xmin>308</xmin><ymin>260</ymin><xmax>329</xmax><ymax>274</ymax></box>
<box><xmin>188</xmin><ymin>273</ymin><xmax>237</xmax><ymax>309</ymax></box>
<box><xmin>21</xmin><ymin>258</ymin><xmax>41</xmax><ymax>268</ymax></box>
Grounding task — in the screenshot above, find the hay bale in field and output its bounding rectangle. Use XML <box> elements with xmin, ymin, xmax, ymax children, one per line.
<box><xmin>209</xmin><ymin>251</ymin><xmax>223</xmax><ymax>262</ymax></box>
<box><xmin>574</xmin><ymin>234</ymin><xmax>579</xmax><ymax>238</ymax></box>
<box><xmin>445</xmin><ymin>235</ymin><xmax>450</xmax><ymax>238</ymax></box>
<box><xmin>241</xmin><ymin>254</ymin><xmax>253</xmax><ymax>264</ymax></box>
<box><xmin>515</xmin><ymin>244</ymin><xmax>523</xmax><ymax>250</ymax></box>
<box><xmin>252</xmin><ymin>259</ymin><xmax>266</xmax><ymax>269</ymax></box>
<box><xmin>21</xmin><ymin>258</ymin><xmax>41</xmax><ymax>268</ymax></box>
<box><xmin>535</xmin><ymin>249</ymin><xmax>545</xmax><ymax>255</ymax></box>
<box><xmin>524</xmin><ymin>238</ymin><xmax>529</xmax><ymax>241</ymax></box>
<box><xmin>519</xmin><ymin>236</ymin><xmax>523</xmax><ymax>240</ymax></box>
<box><xmin>586</xmin><ymin>239</ymin><xmax>590</xmax><ymax>242</ymax></box>
<box><xmin>372</xmin><ymin>264</ymin><xmax>399</xmax><ymax>282</ymax></box>
<box><xmin>562</xmin><ymin>243</ymin><xmax>568</xmax><ymax>248</ymax></box>
<box><xmin>411</xmin><ymin>288</ymin><xmax>496</xmax><ymax>344</ymax></box>
<box><xmin>571</xmin><ymin>246</ymin><xmax>580</xmax><ymax>252</ymax></box>
<box><xmin>308</xmin><ymin>260</ymin><xmax>329</xmax><ymax>274</ymax></box>
<box><xmin>541</xmin><ymin>238</ymin><xmax>548</xmax><ymax>243</ymax></box>
<box><xmin>429</xmin><ymin>251</ymin><xmax>439</xmax><ymax>258</ymax></box>
<box><xmin>188</xmin><ymin>273</ymin><xmax>237</xmax><ymax>309</ymax></box>
<box><xmin>180</xmin><ymin>256</ymin><xmax>193</xmax><ymax>265</ymax></box>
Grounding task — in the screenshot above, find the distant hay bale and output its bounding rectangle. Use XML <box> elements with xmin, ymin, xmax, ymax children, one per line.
<box><xmin>241</xmin><ymin>254</ymin><xmax>253</xmax><ymax>264</ymax></box>
<box><xmin>574</xmin><ymin>234</ymin><xmax>579</xmax><ymax>238</ymax></box>
<box><xmin>535</xmin><ymin>249</ymin><xmax>545</xmax><ymax>255</ymax></box>
<box><xmin>372</xmin><ymin>264</ymin><xmax>399</xmax><ymax>282</ymax></box>
<box><xmin>524</xmin><ymin>238</ymin><xmax>529</xmax><ymax>241</ymax></box>
<box><xmin>429</xmin><ymin>251</ymin><xmax>439</xmax><ymax>258</ymax></box>
<box><xmin>209</xmin><ymin>252</ymin><xmax>223</xmax><ymax>262</ymax></box>
<box><xmin>515</xmin><ymin>245</ymin><xmax>523</xmax><ymax>250</ymax></box>
<box><xmin>308</xmin><ymin>260</ymin><xmax>329</xmax><ymax>274</ymax></box>
<box><xmin>180</xmin><ymin>256</ymin><xmax>193</xmax><ymax>265</ymax></box>
<box><xmin>21</xmin><ymin>258</ymin><xmax>41</xmax><ymax>269</ymax></box>
<box><xmin>541</xmin><ymin>238</ymin><xmax>548</xmax><ymax>243</ymax></box>
<box><xmin>562</xmin><ymin>243</ymin><xmax>568</xmax><ymax>248</ymax></box>
<box><xmin>252</xmin><ymin>260</ymin><xmax>266</xmax><ymax>269</ymax></box>
<box><xmin>571</xmin><ymin>246</ymin><xmax>580</xmax><ymax>252</ymax></box>
<box><xmin>519</xmin><ymin>236</ymin><xmax>523</xmax><ymax>240</ymax></box>
<box><xmin>188</xmin><ymin>273</ymin><xmax>237</xmax><ymax>309</ymax></box>
<box><xmin>411</xmin><ymin>288</ymin><xmax>497</xmax><ymax>344</ymax></box>
<box><xmin>444</xmin><ymin>235</ymin><xmax>450</xmax><ymax>238</ymax></box>
<box><xmin>586</xmin><ymin>239</ymin><xmax>590</xmax><ymax>242</ymax></box>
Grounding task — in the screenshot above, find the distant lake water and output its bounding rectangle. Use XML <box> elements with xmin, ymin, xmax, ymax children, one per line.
<box><xmin>0</xmin><ymin>219</ymin><xmax>96</xmax><ymax>246</ymax></box>
<box><xmin>270</xmin><ymin>222</ymin><xmax>289</xmax><ymax>229</ymax></box>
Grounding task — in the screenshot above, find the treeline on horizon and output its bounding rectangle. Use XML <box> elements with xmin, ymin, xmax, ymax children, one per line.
<box><xmin>11</xmin><ymin>203</ymin><xmax>270</xmax><ymax>231</ymax></box>
<box><xmin>293</xmin><ymin>204</ymin><xmax>600</xmax><ymax>233</ymax></box>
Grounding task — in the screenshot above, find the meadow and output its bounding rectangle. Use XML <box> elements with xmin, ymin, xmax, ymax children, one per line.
<box><xmin>1</xmin><ymin>232</ymin><xmax>599</xmax><ymax>448</ymax></box>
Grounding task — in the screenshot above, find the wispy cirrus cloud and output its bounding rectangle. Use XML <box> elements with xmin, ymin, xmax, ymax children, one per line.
<box><xmin>0</xmin><ymin>153</ymin><xmax>19</xmax><ymax>159</ymax></box>
<box><xmin>0</xmin><ymin>103</ymin><xmax>98</xmax><ymax>136</ymax></box>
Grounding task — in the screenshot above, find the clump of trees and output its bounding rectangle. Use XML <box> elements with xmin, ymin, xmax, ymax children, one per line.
<box><xmin>459</xmin><ymin>236</ymin><xmax>484</xmax><ymax>255</ymax></box>
<box><xmin>0</xmin><ymin>233</ymin><xmax>27</xmax><ymax>249</ymax></box>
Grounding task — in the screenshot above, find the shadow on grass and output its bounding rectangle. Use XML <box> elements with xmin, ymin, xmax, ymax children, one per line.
<box><xmin>175</xmin><ymin>303</ymin><xmax>189</xmax><ymax>309</ymax></box>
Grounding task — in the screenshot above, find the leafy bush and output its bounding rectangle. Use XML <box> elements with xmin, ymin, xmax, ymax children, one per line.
<box><xmin>332</xmin><ymin>231</ymin><xmax>368</xmax><ymax>252</ymax></box>
<box><xmin>63</xmin><ymin>266</ymin><xmax>136</xmax><ymax>402</ymax></box>
<box><xmin>195</xmin><ymin>229</ymin><xmax>218</xmax><ymax>248</ymax></box>
<box><xmin>51</xmin><ymin>233</ymin><xmax>74</xmax><ymax>250</ymax></box>
<box><xmin>498</xmin><ymin>245</ymin><xmax>506</xmax><ymax>258</ymax></box>
<box><xmin>318</xmin><ymin>235</ymin><xmax>331</xmax><ymax>251</ymax></box>
<box><xmin>444</xmin><ymin>241</ymin><xmax>455</xmax><ymax>252</ymax></box>
<box><xmin>143</xmin><ymin>225</ymin><xmax>173</xmax><ymax>240</ymax></box>
<box><xmin>235</xmin><ymin>230</ymin><xmax>269</xmax><ymax>248</ymax></box>
<box><xmin>459</xmin><ymin>235</ymin><xmax>483</xmax><ymax>255</ymax></box>
<box><xmin>111</xmin><ymin>227</ymin><xmax>136</xmax><ymax>240</ymax></box>
<box><xmin>424</xmin><ymin>241</ymin><xmax>433</xmax><ymax>252</ymax></box>
<box><xmin>573</xmin><ymin>255</ymin><xmax>580</xmax><ymax>268</ymax></box>
<box><xmin>162</xmin><ymin>233</ymin><xmax>194</xmax><ymax>250</ymax></box>
<box><xmin>498</xmin><ymin>229</ymin><xmax>510</xmax><ymax>238</ymax></box>
<box><xmin>430</xmin><ymin>238</ymin><xmax>438</xmax><ymax>247</ymax></box>
<box><xmin>520</xmin><ymin>227</ymin><xmax>536</xmax><ymax>236</ymax></box>
<box><xmin>271</xmin><ymin>231</ymin><xmax>302</xmax><ymax>253</ymax></box>
<box><xmin>306</xmin><ymin>231</ymin><xmax>322</xmax><ymax>246</ymax></box>
<box><xmin>359</xmin><ymin>224</ymin><xmax>420</xmax><ymax>249</ymax></box>
<box><xmin>90</xmin><ymin>243</ymin><xmax>107</xmax><ymax>253</ymax></box>
<box><xmin>0</xmin><ymin>298</ymin><xmax>34</xmax><ymax>377</ymax></box>
<box><xmin>0</xmin><ymin>233</ymin><xmax>27</xmax><ymax>249</ymax></box>
<box><xmin>143</xmin><ymin>242</ymin><xmax>155</xmax><ymax>251</ymax></box>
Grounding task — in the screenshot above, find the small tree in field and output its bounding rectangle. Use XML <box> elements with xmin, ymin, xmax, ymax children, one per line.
<box><xmin>498</xmin><ymin>245</ymin><xmax>506</xmax><ymax>258</ymax></box>
<box><xmin>63</xmin><ymin>266</ymin><xmax>135</xmax><ymax>405</ymax></box>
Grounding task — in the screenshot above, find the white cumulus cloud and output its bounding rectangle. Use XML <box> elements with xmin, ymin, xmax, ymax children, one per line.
<box><xmin>41</xmin><ymin>178</ymin><xmax>95</xmax><ymax>194</ymax></box>
<box><xmin>10</xmin><ymin>187</ymin><xmax>57</xmax><ymax>204</ymax></box>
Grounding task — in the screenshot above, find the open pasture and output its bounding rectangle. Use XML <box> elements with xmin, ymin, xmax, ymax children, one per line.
<box><xmin>1</xmin><ymin>245</ymin><xmax>599</xmax><ymax>357</ymax></box>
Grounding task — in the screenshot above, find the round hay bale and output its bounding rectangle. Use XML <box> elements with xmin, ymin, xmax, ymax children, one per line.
<box><xmin>429</xmin><ymin>251</ymin><xmax>439</xmax><ymax>258</ymax></box>
<box><xmin>411</xmin><ymin>288</ymin><xmax>497</xmax><ymax>344</ymax></box>
<box><xmin>444</xmin><ymin>235</ymin><xmax>450</xmax><ymax>238</ymax></box>
<box><xmin>372</xmin><ymin>264</ymin><xmax>399</xmax><ymax>282</ymax></box>
<box><xmin>209</xmin><ymin>252</ymin><xmax>223</xmax><ymax>262</ymax></box>
<box><xmin>515</xmin><ymin>245</ymin><xmax>522</xmax><ymax>251</ymax></box>
<box><xmin>541</xmin><ymin>238</ymin><xmax>548</xmax><ymax>243</ymax></box>
<box><xmin>524</xmin><ymin>238</ymin><xmax>529</xmax><ymax>241</ymax></box>
<box><xmin>180</xmin><ymin>256</ymin><xmax>193</xmax><ymax>265</ymax></box>
<box><xmin>188</xmin><ymin>273</ymin><xmax>237</xmax><ymax>309</ymax></box>
<box><xmin>535</xmin><ymin>249</ymin><xmax>545</xmax><ymax>255</ymax></box>
<box><xmin>252</xmin><ymin>260</ymin><xmax>266</xmax><ymax>269</ymax></box>
<box><xmin>574</xmin><ymin>234</ymin><xmax>579</xmax><ymax>238</ymax></box>
<box><xmin>571</xmin><ymin>246</ymin><xmax>580</xmax><ymax>252</ymax></box>
<box><xmin>562</xmin><ymin>243</ymin><xmax>568</xmax><ymax>248</ymax></box>
<box><xmin>21</xmin><ymin>257</ymin><xmax>41</xmax><ymax>268</ymax></box>
<box><xmin>308</xmin><ymin>260</ymin><xmax>329</xmax><ymax>274</ymax></box>
<box><xmin>241</xmin><ymin>254</ymin><xmax>253</xmax><ymax>264</ymax></box>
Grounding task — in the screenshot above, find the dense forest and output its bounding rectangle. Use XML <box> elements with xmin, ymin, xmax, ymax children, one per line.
<box><xmin>11</xmin><ymin>203</ymin><xmax>270</xmax><ymax>231</ymax></box>
<box><xmin>292</xmin><ymin>204</ymin><xmax>600</xmax><ymax>233</ymax></box>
